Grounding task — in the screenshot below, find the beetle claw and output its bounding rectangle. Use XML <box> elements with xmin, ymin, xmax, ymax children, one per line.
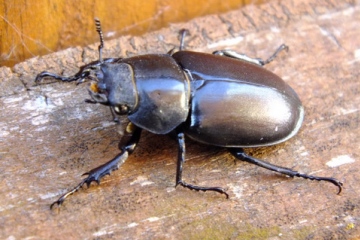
<box><xmin>50</xmin><ymin>173</ymin><xmax>103</xmax><ymax>210</ymax></box>
<box><xmin>337</xmin><ymin>183</ymin><xmax>343</xmax><ymax>195</ymax></box>
<box><xmin>50</xmin><ymin>179</ymin><xmax>87</xmax><ymax>210</ymax></box>
<box><xmin>325</xmin><ymin>178</ymin><xmax>343</xmax><ymax>195</ymax></box>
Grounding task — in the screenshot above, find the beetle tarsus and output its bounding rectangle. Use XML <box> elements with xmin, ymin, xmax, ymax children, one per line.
<box><xmin>229</xmin><ymin>148</ymin><xmax>343</xmax><ymax>194</ymax></box>
<box><xmin>34</xmin><ymin>69</ymin><xmax>91</xmax><ymax>85</ymax></box>
<box><xmin>50</xmin><ymin>179</ymin><xmax>86</xmax><ymax>209</ymax></box>
<box><xmin>177</xmin><ymin>180</ymin><xmax>229</xmax><ymax>199</ymax></box>
<box><xmin>292</xmin><ymin>173</ymin><xmax>343</xmax><ymax>195</ymax></box>
<box><xmin>35</xmin><ymin>71</ymin><xmax>80</xmax><ymax>83</ymax></box>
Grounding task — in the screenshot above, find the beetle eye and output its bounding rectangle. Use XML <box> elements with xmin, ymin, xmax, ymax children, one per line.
<box><xmin>95</xmin><ymin>70</ymin><xmax>107</xmax><ymax>91</ymax></box>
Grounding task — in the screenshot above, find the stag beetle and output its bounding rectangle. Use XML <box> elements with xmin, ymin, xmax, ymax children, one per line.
<box><xmin>35</xmin><ymin>19</ymin><xmax>343</xmax><ymax>209</ymax></box>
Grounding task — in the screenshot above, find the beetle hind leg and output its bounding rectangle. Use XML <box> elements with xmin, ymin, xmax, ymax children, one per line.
<box><xmin>175</xmin><ymin>132</ymin><xmax>229</xmax><ymax>198</ymax></box>
<box><xmin>229</xmin><ymin>148</ymin><xmax>343</xmax><ymax>194</ymax></box>
<box><xmin>213</xmin><ymin>44</ymin><xmax>288</xmax><ymax>66</ymax></box>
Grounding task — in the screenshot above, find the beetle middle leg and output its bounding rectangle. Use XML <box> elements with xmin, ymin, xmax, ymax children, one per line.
<box><xmin>175</xmin><ymin>131</ymin><xmax>229</xmax><ymax>198</ymax></box>
<box><xmin>50</xmin><ymin>125</ymin><xmax>142</xmax><ymax>209</ymax></box>
<box><xmin>213</xmin><ymin>44</ymin><xmax>288</xmax><ymax>66</ymax></box>
<box><xmin>229</xmin><ymin>148</ymin><xmax>343</xmax><ymax>194</ymax></box>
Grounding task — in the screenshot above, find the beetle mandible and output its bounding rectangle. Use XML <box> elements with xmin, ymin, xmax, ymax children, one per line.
<box><xmin>35</xmin><ymin>19</ymin><xmax>343</xmax><ymax>209</ymax></box>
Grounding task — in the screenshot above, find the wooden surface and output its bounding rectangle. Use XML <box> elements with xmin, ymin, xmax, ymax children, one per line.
<box><xmin>0</xmin><ymin>0</ymin><xmax>359</xmax><ymax>239</ymax></box>
<box><xmin>0</xmin><ymin>0</ymin><xmax>257</xmax><ymax>67</ymax></box>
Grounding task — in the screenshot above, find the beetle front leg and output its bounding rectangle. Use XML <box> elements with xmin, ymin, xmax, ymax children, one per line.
<box><xmin>50</xmin><ymin>126</ymin><xmax>142</xmax><ymax>209</ymax></box>
<box><xmin>213</xmin><ymin>44</ymin><xmax>288</xmax><ymax>66</ymax></box>
<box><xmin>229</xmin><ymin>148</ymin><xmax>343</xmax><ymax>194</ymax></box>
<box><xmin>175</xmin><ymin>132</ymin><xmax>229</xmax><ymax>198</ymax></box>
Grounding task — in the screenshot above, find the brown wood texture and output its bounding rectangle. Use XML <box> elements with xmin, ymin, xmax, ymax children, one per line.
<box><xmin>0</xmin><ymin>0</ymin><xmax>256</xmax><ymax>67</ymax></box>
<box><xmin>0</xmin><ymin>0</ymin><xmax>359</xmax><ymax>239</ymax></box>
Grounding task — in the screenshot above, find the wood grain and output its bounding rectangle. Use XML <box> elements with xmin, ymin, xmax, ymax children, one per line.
<box><xmin>0</xmin><ymin>0</ymin><xmax>359</xmax><ymax>239</ymax></box>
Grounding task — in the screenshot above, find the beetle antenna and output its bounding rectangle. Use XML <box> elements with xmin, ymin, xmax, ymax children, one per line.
<box><xmin>95</xmin><ymin>18</ymin><xmax>104</xmax><ymax>63</ymax></box>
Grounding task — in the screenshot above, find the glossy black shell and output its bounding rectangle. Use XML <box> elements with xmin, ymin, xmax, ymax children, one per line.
<box><xmin>99</xmin><ymin>50</ymin><xmax>303</xmax><ymax>147</ymax></box>
<box><xmin>122</xmin><ymin>54</ymin><xmax>190</xmax><ymax>134</ymax></box>
<box><xmin>172</xmin><ymin>51</ymin><xmax>304</xmax><ymax>147</ymax></box>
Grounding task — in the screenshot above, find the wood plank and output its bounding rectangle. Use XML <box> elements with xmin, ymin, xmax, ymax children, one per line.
<box><xmin>0</xmin><ymin>0</ymin><xmax>359</xmax><ymax>238</ymax></box>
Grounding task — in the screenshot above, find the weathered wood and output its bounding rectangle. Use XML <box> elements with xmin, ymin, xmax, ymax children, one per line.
<box><xmin>0</xmin><ymin>0</ymin><xmax>359</xmax><ymax>238</ymax></box>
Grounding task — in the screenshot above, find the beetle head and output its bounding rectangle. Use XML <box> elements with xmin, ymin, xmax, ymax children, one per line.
<box><xmin>89</xmin><ymin>62</ymin><xmax>138</xmax><ymax>115</ymax></box>
<box><xmin>85</xmin><ymin>19</ymin><xmax>138</xmax><ymax>115</ymax></box>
